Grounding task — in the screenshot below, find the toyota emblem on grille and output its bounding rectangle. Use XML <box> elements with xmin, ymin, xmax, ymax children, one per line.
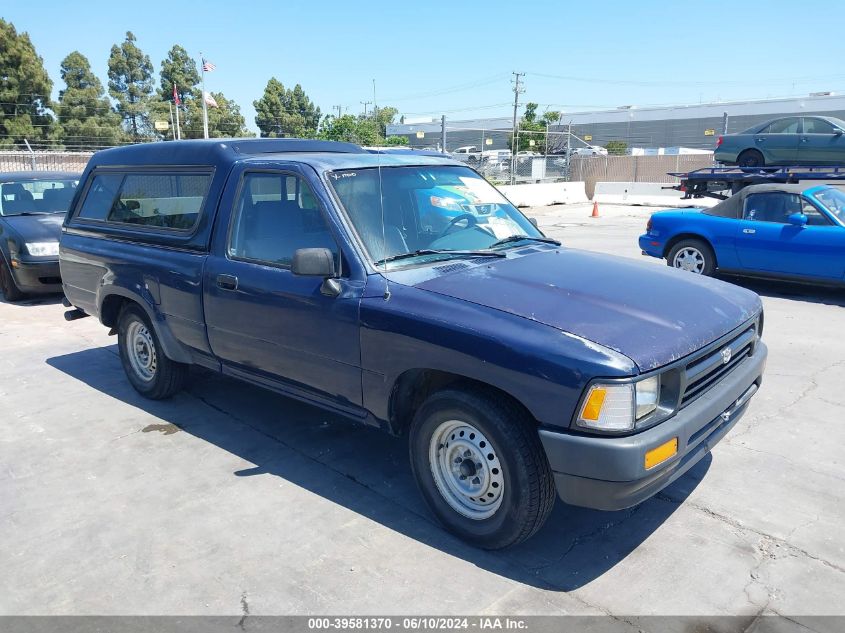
<box><xmin>721</xmin><ymin>347</ymin><xmax>732</xmax><ymax>364</ymax></box>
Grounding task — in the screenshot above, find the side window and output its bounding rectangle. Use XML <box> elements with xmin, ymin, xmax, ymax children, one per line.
<box><xmin>800</xmin><ymin>199</ymin><xmax>832</xmax><ymax>226</ymax></box>
<box><xmin>106</xmin><ymin>173</ymin><xmax>210</xmax><ymax>230</ymax></box>
<box><xmin>744</xmin><ymin>192</ymin><xmax>801</xmax><ymax>223</ymax></box>
<box><xmin>228</xmin><ymin>172</ymin><xmax>337</xmax><ymax>267</ymax></box>
<box><xmin>77</xmin><ymin>173</ymin><xmax>124</xmax><ymax>221</ymax></box>
<box><xmin>803</xmin><ymin>118</ymin><xmax>836</xmax><ymax>134</ymax></box>
<box><xmin>762</xmin><ymin>118</ymin><xmax>802</xmax><ymax>134</ymax></box>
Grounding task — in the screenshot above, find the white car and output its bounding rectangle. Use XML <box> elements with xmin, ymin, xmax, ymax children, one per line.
<box><xmin>571</xmin><ymin>145</ymin><xmax>608</xmax><ymax>157</ymax></box>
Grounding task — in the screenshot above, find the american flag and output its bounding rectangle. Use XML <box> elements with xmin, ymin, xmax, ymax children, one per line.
<box><xmin>202</xmin><ymin>59</ymin><xmax>216</xmax><ymax>72</ymax></box>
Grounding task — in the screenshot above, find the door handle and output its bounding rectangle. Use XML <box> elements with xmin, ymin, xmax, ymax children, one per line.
<box><xmin>742</xmin><ymin>228</ymin><xmax>756</xmax><ymax>234</ymax></box>
<box><xmin>755</xmin><ymin>137</ymin><xmax>765</xmax><ymax>142</ymax></box>
<box><xmin>216</xmin><ymin>274</ymin><xmax>238</xmax><ymax>290</ymax></box>
<box><xmin>801</xmin><ymin>137</ymin><xmax>809</xmax><ymax>142</ymax></box>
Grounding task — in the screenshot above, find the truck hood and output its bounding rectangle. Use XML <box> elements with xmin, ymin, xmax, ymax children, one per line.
<box><xmin>1</xmin><ymin>214</ymin><xmax>63</xmax><ymax>242</ymax></box>
<box><xmin>409</xmin><ymin>248</ymin><xmax>761</xmax><ymax>372</ymax></box>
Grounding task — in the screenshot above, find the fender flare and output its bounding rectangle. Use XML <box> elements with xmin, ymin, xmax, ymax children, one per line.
<box><xmin>98</xmin><ymin>285</ymin><xmax>193</xmax><ymax>364</ymax></box>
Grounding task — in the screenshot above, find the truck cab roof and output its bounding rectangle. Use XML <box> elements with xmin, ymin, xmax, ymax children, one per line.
<box><xmin>86</xmin><ymin>138</ymin><xmax>459</xmax><ymax>172</ymax></box>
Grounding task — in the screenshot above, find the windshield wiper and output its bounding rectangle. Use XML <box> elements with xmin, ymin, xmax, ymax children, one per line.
<box><xmin>376</xmin><ymin>249</ymin><xmax>506</xmax><ymax>266</ymax></box>
<box><xmin>489</xmin><ymin>235</ymin><xmax>561</xmax><ymax>248</ymax></box>
<box><xmin>6</xmin><ymin>211</ymin><xmax>51</xmax><ymax>216</ymax></box>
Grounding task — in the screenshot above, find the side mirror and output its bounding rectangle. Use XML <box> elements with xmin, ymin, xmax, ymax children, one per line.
<box><xmin>787</xmin><ymin>212</ymin><xmax>807</xmax><ymax>227</ymax></box>
<box><xmin>835</xmin><ymin>129</ymin><xmax>844</xmax><ymax>136</ymax></box>
<box><xmin>529</xmin><ymin>217</ymin><xmax>539</xmax><ymax>228</ymax></box>
<box><xmin>292</xmin><ymin>247</ymin><xmax>336</xmax><ymax>277</ymax></box>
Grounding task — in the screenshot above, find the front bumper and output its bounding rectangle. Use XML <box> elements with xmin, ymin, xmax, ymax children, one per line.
<box><xmin>10</xmin><ymin>259</ymin><xmax>62</xmax><ymax>293</ymax></box>
<box><xmin>539</xmin><ymin>342</ymin><xmax>767</xmax><ymax>511</ymax></box>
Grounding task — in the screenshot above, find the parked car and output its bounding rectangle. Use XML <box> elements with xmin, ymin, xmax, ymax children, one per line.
<box><xmin>639</xmin><ymin>183</ymin><xmax>845</xmax><ymax>285</ymax></box>
<box><xmin>0</xmin><ymin>171</ymin><xmax>80</xmax><ymax>301</ymax></box>
<box><xmin>452</xmin><ymin>145</ymin><xmax>480</xmax><ymax>163</ymax></box>
<box><xmin>61</xmin><ymin>139</ymin><xmax>766</xmax><ymax>548</ymax></box>
<box><xmin>715</xmin><ymin>116</ymin><xmax>845</xmax><ymax>167</ymax></box>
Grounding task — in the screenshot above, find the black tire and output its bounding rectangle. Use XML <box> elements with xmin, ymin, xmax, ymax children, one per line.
<box><xmin>666</xmin><ymin>238</ymin><xmax>716</xmax><ymax>276</ymax></box>
<box><xmin>117</xmin><ymin>303</ymin><xmax>187</xmax><ymax>399</ymax></box>
<box><xmin>409</xmin><ymin>387</ymin><xmax>556</xmax><ymax>549</ymax></box>
<box><xmin>0</xmin><ymin>257</ymin><xmax>25</xmax><ymax>302</ymax></box>
<box><xmin>737</xmin><ymin>149</ymin><xmax>765</xmax><ymax>168</ymax></box>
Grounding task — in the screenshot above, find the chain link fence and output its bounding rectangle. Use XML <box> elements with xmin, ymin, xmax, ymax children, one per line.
<box><xmin>0</xmin><ymin>151</ymin><xmax>93</xmax><ymax>173</ymax></box>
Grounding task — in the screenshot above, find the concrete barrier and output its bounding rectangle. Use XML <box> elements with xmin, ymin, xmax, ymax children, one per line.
<box><xmin>592</xmin><ymin>182</ymin><xmax>717</xmax><ymax>208</ymax></box>
<box><xmin>497</xmin><ymin>182</ymin><xmax>589</xmax><ymax>207</ymax></box>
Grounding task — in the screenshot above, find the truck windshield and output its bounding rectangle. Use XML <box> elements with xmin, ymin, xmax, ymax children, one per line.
<box><xmin>812</xmin><ymin>187</ymin><xmax>845</xmax><ymax>223</ymax></box>
<box><xmin>0</xmin><ymin>178</ymin><xmax>79</xmax><ymax>216</ymax></box>
<box><xmin>328</xmin><ymin>165</ymin><xmax>542</xmax><ymax>266</ymax></box>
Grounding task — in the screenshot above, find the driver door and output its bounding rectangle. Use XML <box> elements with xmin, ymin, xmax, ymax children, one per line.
<box><xmin>735</xmin><ymin>191</ymin><xmax>845</xmax><ymax>279</ymax></box>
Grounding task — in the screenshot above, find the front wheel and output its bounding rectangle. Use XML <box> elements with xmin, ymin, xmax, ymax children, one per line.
<box><xmin>409</xmin><ymin>387</ymin><xmax>555</xmax><ymax>549</ymax></box>
<box><xmin>0</xmin><ymin>257</ymin><xmax>25</xmax><ymax>301</ymax></box>
<box><xmin>667</xmin><ymin>239</ymin><xmax>716</xmax><ymax>276</ymax></box>
<box><xmin>117</xmin><ymin>304</ymin><xmax>187</xmax><ymax>399</ymax></box>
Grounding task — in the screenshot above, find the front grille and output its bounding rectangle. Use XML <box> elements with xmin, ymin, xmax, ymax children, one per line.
<box><xmin>680</xmin><ymin>324</ymin><xmax>758</xmax><ymax>407</ymax></box>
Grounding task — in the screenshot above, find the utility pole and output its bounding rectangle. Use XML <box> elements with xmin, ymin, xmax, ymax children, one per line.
<box><xmin>361</xmin><ymin>101</ymin><xmax>372</xmax><ymax>116</ymax></box>
<box><xmin>333</xmin><ymin>105</ymin><xmax>343</xmax><ymax>118</ymax></box>
<box><xmin>372</xmin><ymin>79</ymin><xmax>377</xmax><ymax>114</ymax></box>
<box><xmin>510</xmin><ymin>71</ymin><xmax>525</xmax><ymax>184</ymax></box>
<box><xmin>441</xmin><ymin>115</ymin><xmax>447</xmax><ymax>153</ymax></box>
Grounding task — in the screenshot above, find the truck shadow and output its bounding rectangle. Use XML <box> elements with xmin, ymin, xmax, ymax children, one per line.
<box><xmin>46</xmin><ymin>346</ymin><xmax>706</xmax><ymax>592</ymax></box>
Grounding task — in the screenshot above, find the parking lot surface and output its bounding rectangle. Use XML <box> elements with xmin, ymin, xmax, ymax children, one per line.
<box><xmin>2</xmin><ymin>203</ymin><xmax>844</xmax><ymax>621</ymax></box>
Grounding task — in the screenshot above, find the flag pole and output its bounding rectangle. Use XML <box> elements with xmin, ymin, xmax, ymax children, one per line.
<box><xmin>200</xmin><ymin>52</ymin><xmax>209</xmax><ymax>139</ymax></box>
<box><xmin>174</xmin><ymin>94</ymin><xmax>181</xmax><ymax>140</ymax></box>
<box><xmin>168</xmin><ymin>102</ymin><xmax>176</xmax><ymax>141</ymax></box>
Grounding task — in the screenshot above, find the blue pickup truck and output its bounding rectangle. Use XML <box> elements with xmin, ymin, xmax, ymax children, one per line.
<box><xmin>60</xmin><ymin>139</ymin><xmax>767</xmax><ymax>548</ymax></box>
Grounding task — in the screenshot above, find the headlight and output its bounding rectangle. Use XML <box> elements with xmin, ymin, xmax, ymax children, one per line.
<box><xmin>25</xmin><ymin>242</ymin><xmax>59</xmax><ymax>257</ymax></box>
<box><xmin>576</xmin><ymin>376</ymin><xmax>661</xmax><ymax>432</ymax></box>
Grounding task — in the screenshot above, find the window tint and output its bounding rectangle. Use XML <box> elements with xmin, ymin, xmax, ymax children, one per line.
<box><xmin>0</xmin><ymin>178</ymin><xmax>78</xmax><ymax>215</ymax></box>
<box><xmin>762</xmin><ymin>118</ymin><xmax>801</xmax><ymax>134</ymax></box>
<box><xmin>77</xmin><ymin>173</ymin><xmax>124</xmax><ymax>221</ymax></box>
<box><xmin>106</xmin><ymin>173</ymin><xmax>210</xmax><ymax>229</ymax></box>
<box><xmin>803</xmin><ymin>118</ymin><xmax>837</xmax><ymax>134</ymax></box>
<box><xmin>744</xmin><ymin>192</ymin><xmax>803</xmax><ymax>223</ymax></box>
<box><xmin>228</xmin><ymin>173</ymin><xmax>336</xmax><ymax>267</ymax></box>
<box><xmin>77</xmin><ymin>172</ymin><xmax>210</xmax><ymax>229</ymax></box>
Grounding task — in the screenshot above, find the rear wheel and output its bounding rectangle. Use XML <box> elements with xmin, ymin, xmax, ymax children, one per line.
<box><xmin>667</xmin><ymin>238</ymin><xmax>716</xmax><ymax>276</ymax></box>
<box><xmin>737</xmin><ymin>149</ymin><xmax>765</xmax><ymax>168</ymax></box>
<box><xmin>117</xmin><ymin>304</ymin><xmax>187</xmax><ymax>399</ymax></box>
<box><xmin>0</xmin><ymin>258</ymin><xmax>25</xmax><ymax>302</ymax></box>
<box><xmin>409</xmin><ymin>387</ymin><xmax>555</xmax><ymax>549</ymax></box>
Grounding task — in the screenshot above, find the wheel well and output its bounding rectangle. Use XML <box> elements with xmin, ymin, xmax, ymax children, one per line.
<box><xmin>663</xmin><ymin>233</ymin><xmax>715</xmax><ymax>262</ymax></box>
<box><xmin>100</xmin><ymin>295</ymin><xmax>130</xmax><ymax>328</ymax></box>
<box><xmin>387</xmin><ymin>369</ymin><xmax>535</xmax><ymax>436</ymax></box>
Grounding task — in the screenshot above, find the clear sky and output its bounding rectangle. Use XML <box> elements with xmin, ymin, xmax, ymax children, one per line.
<box><xmin>4</xmin><ymin>0</ymin><xmax>845</xmax><ymax>132</ymax></box>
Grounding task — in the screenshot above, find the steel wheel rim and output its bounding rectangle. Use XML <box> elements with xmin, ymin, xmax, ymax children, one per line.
<box><xmin>673</xmin><ymin>247</ymin><xmax>706</xmax><ymax>274</ymax></box>
<box><xmin>126</xmin><ymin>320</ymin><xmax>157</xmax><ymax>382</ymax></box>
<box><xmin>428</xmin><ymin>420</ymin><xmax>504</xmax><ymax>520</ymax></box>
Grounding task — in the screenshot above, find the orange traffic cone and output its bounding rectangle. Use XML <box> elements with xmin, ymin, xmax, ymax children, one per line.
<box><xmin>590</xmin><ymin>200</ymin><xmax>600</xmax><ymax>218</ymax></box>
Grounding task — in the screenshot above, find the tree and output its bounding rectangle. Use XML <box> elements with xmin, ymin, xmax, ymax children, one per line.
<box><xmin>509</xmin><ymin>102</ymin><xmax>561</xmax><ymax>153</ymax></box>
<box><xmin>254</xmin><ymin>78</ymin><xmax>320</xmax><ymax>138</ymax></box>
<box><xmin>318</xmin><ymin>114</ymin><xmax>381</xmax><ymax>145</ymax></box>
<box><xmin>604</xmin><ymin>140</ymin><xmax>628</xmax><ymax>155</ymax></box>
<box><xmin>0</xmin><ymin>19</ymin><xmax>57</xmax><ymax>148</ymax></box>
<box><xmin>384</xmin><ymin>135</ymin><xmax>408</xmax><ymax>146</ymax></box>
<box><xmin>372</xmin><ymin>106</ymin><xmax>399</xmax><ymax>138</ymax></box>
<box><xmin>181</xmin><ymin>92</ymin><xmax>253</xmax><ymax>139</ymax></box>
<box><xmin>158</xmin><ymin>44</ymin><xmax>200</xmax><ymax>104</ymax></box>
<box><xmin>107</xmin><ymin>31</ymin><xmax>155</xmax><ymax>141</ymax></box>
<box><xmin>57</xmin><ymin>51</ymin><xmax>123</xmax><ymax>149</ymax></box>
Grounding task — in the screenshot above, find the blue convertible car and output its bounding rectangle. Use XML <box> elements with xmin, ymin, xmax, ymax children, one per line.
<box><xmin>639</xmin><ymin>183</ymin><xmax>845</xmax><ymax>285</ymax></box>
